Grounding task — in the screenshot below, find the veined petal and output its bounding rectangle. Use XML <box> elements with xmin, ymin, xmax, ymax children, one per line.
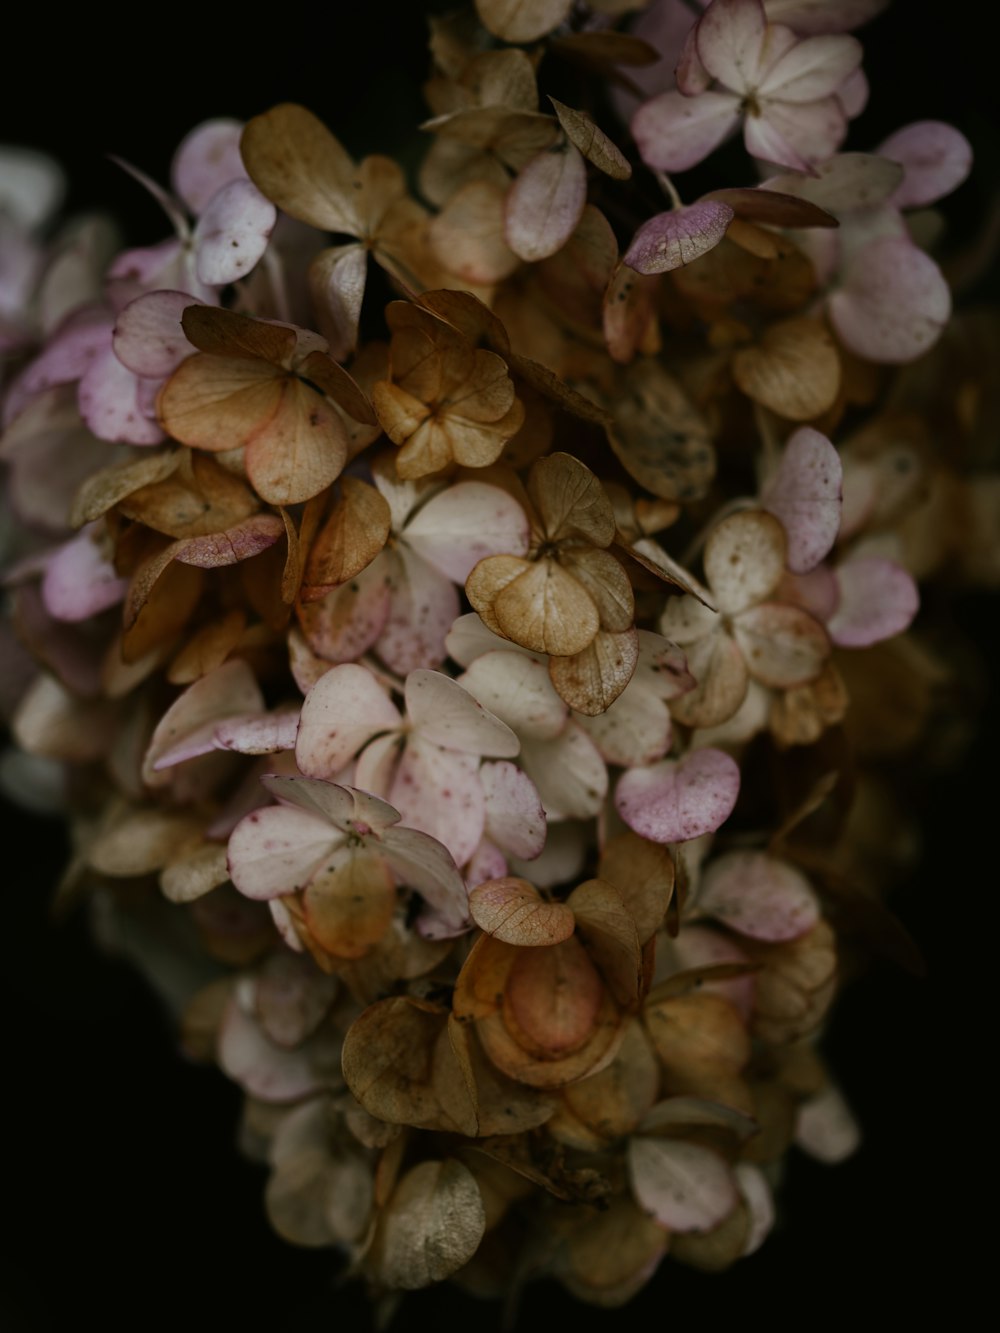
<box><xmin>481</xmin><ymin>761</ymin><xmax>547</xmax><ymax>860</ymax></box>
<box><xmin>504</xmin><ymin>143</ymin><xmax>587</xmax><ymax>264</ymax></box>
<box><xmin>616</xmin><ymin>749</ymin><xmax>740</xmax><ymax>844</ymax></box>
<box><xmin>458</xmin><ymin>649</ymin><xmax>568</xmax><ymax>741</ymax></box>
<box><xmin>380</xmin><ymin>823</ymin><xmax>470</xmax><ymax>928</ymax></box>
<box><xmin>469</xmin><ymin>876</ymin><xmax>574</xmax><ymax>946</ymax></box>
<box><xmin>696</xmin><ymin>0</ymin><xmax>769</xmax><ymax>93</ymax></box>
<box><xmin>494</xmin><ymin>559</ymin><xmax>600</xmax><ymax>657</ymax></box>
<box><xmin>698</xmin><ymin>850</ymin><xmax>820</xmax><ymax>940</ymax></box>
<box><xmin>113</xmin><ymin>290</ymin><xmax>201</xmax><ymax>378</ymax></box>
<box><xmin>624</xmin><ymin>201</ymin><xmax>734</xmax><ymax>276</ymax></box>
<box><xmin>705</xmin><ymin>510</ymin><xmax>786</xmax><ymax>615</ymax></box>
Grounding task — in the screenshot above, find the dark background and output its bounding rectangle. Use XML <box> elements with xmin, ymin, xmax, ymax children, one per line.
<box><xmin>1</xmin><ymin>3</ymin><xmax>994</xmax><ymax>1328</ymax></box>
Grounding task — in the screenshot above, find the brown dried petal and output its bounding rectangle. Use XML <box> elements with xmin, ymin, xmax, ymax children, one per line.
<box><xmin>69</xmin><ymin>449</ymin><xmax>180</xmax><ymax>528</ymax></box>
<box><xmin>598</xmin><ymin>831</ymin><xmax>674</xmax><ymax>943</ymax></box>
<box><xmin>241</xmin><ymin>104</ymin><xmax>360</xmax><ymax>235</ymax></box>
<box><xmin>376</xmin><ymin>1159</ymin><xmax>486</xmax><ymax>1290</ymax></box>
<box><xmin>89</xmin><ymin>807</ymin><xmax>204</xmax><ymax>876</ymax></box>
<box><xmin>567</xmin><ymin>879</ymin><xmax>643</xmax><ymax>1010</ymax></box>
<box><xmin>528</xmin><ymin>451</ymin><xmax>615</xmax><ymax>546</ymax></box>
<box><xmin>733</xmin><ymin>602</ymin><xmax>830</xmax><ymax>689</ymax></box>
<box><xmin>548</xmin><ymin>98</ymin><xmax>631</xmax><ymax>180</ymax></box>
<box><xmin>341</xmin><ymin>996</ymin><xmax>448</xmax><ymax>1129</ymax></box>
<box><xmin>475</xmin><ymin>0</ymin><xmax>572</xmax><ymax>42</ymax></box>
<box><xmin>429</xmin><ymin>180</ymin><xmax>521</xmax><ymax>285</ymax></box>
<box><xmin>302</xmin><ymin>478</ymin><xmax>391</xmax><ymax>595</ymax></box>
<box><xmin>548</xmin><ymin>626</ymin><xmax>639</xmax><ymax>716</ymax></box>
<box><xmin>667</xmin><ymin>629</ymin><xmax>749</xmax><ymax>730</ymax></box>
<box><xmin>469</xmin><ymin>876</ymin><xmax>576</xmax><ymax>947</ymax></box>
<box><xmin>180</xmin><ymin>305</ymin><xmax>297</xmax><ymax>365</ymax></box>
<box><xmin>244</xmin><ymin>378</ymin><xmax>349</xmax><ymax>506</ymax></box>
<box><xmin>302</xmin><ymin>848</ymin><xmax>396</xmax><ymax>960</ymax></box>
<box><xmin>298</xmin><ymin>350</ymin><xmax>377</xmax><ymax>426</ymax></box>
<box><xmin>606</xmin><ymin>361</ymin><xmax>714</xmax><ymax>503</ymax></box>
<box><xmin>493</xmin><ymin>559</ymin><xmax>600</xmax><ymax>657</ymax></box>
<box><xmin>732</xmin><ymin>319</ymin><xmax>840</xmax><ymax>422</ymax></box>
<box><xmin>308</xmin><ymin>243</ymin><xmax>367</xmax><ymax>362</ymax></box>
<box><xmin>119</xmin><ymin>453</ymin><xmax>259</xmax><ymax>539</ymax></box>
<box><xmin>560</xmin><ymin>547</ymin><xmax>634</xmax><ymax>632</ymax></box>
<box><xmin>704</xmin><ymin>510</ymin><xmax>786</xmax><ymax>617</ymax></box>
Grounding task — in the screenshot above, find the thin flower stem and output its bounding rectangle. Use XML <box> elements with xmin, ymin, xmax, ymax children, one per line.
<box><xmin>654</xmin><ymin>170</ymin><xmax>684</xmax><ymax>211</ymax></box>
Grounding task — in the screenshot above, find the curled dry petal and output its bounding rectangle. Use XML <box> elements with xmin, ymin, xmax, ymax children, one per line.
<box><xmin>469</xmin><ymin>876</ymin><xmax>575</xmax><ymax>946</ymax></box>
<box><xmin>616</xmin><ymin>748</ymin><xmax>740</xmax><ymax>845</ymax></box>
<box><xmin>548</xmin><ymin>98</ymin><xmax>631</xmax><ymax>180</ymax></box>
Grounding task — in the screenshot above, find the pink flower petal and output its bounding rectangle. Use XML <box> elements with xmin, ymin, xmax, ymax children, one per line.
<box><xmin>761</xmin><ymin>426</ymin><xmax>842</xmax><ymax>573</ymax></box>
<box><xmin>403</xmin><ymin>481</ymin><xmax>530</xmax><ymax>584</ymax></box>
<box><xmin>41</xmin><ymin>526</ymin><xmax>127</xmax><ymax>622</ymax></box>
<box><xmin>5</xmin><ymin>308</ymin><xmax>112</xmax><ymax>421</ymax></box>
<box><xmin>632</xmin><ymin>90</ymin><xmax>742</xmax><ymax>172</ymax></box>
<box><xmin>213</xmin><ymin>708</ymin><xmax>300</xmax><ymax>755</ymax></box>
<box><xmin>217</xmin><ymin>998</ymin><xmax>320</xmax><ymax>1102</ymax></box>
<box><xmin>695</xmin><ymin>0</ymin><xmax>768</xmax><ymax>93</ymax></box>
<box><xmin>827</xmin><ymin>555</ymin><xmax>918</xmax><ymax>647</ymax></box>
<box><xmin>171</xmin><ymin>118</ymin><xmax>247</xmax><ymax>215</ymax></box>
<box><xmin>297</xmin><ymin>553</ymin><xmax>393</xmax><ymax>665</ymax></box>
<box><xmin>757</xmin><ymin>33</ymin><xmax>862</xmax><ymax>102</ymax></box>
<box><xmin>405</xmin><ymin>669</ymin><xmax>519</xmax><ymax>758</ymax></box>
<box><xmin>698</xmin><ymin>850</ymin><xmax>819</xmax><ymax>940</ymax></box>
<box><xmin>227</xmin><ymin>803</ymin><xmax>341</xmax><ymax>901</ymax></box>
<box><xmin>389</xmin><ymin>738</ymin><xmax>484</xmax><ymax>868</ymax></box>
<box><xmin>743</xmin><ymin>109</ymin><xmax>815</xmax><ymax>173</ymax></box>
<box><xmin>749</xmin><ymin>95</ymin><xmax>846</xmax><ymax>169</ymax></box>
<box><xmin>380</xmin><ymin>822</ymin><xmax>470</xmax><ymax>929</ymax></box>
<box><xmin>78</xmin><ymin>345</ymin><xmax>164</xmax><ymax>446</ymax></box>
<box><xmin>616</xmin><ymin>748</ymin><xmax>740</xmax><ymax>844</ymax></box>
<box><xmin>765</xmin><ymin>152</ymin><xmax>903</xmax><ymax>213</ymax></box>
<box><xmin>261</xmin><ymin>774</ymin><xmax>400</xmax><ymax>837</ymax></box>
<box><xmin>829</xmin><ymin>236</ymin><xmax>950</xmax><ymax>363</ymax></box>
<box><xmin>194</xmin><ymin>179</ymin><xmax>277</xmax><ymax>287</ymax></box>
<box><xmin>375</xmin><ymin>543</ymin><xmax>459</xmax><ymax>675</ymax></box>
<box><xmin>295</xmin><ymin>663</ymin><xmax>401</xmax><ymax>779</ymax></box>
<box><xmin>878</xmin><ymin>120</ymin><xmax>973</xmax><ymax>210</ymax></box>
<box><xmin>624</xmin><ymin>200</ymin><xmax>734</xmax><ymax>276</ymax></box>
<box><xmin>144</xmin><ymin>658</ymin><xmax>265</xmax><ymax>777</ymax></box>
<box><xmin>481</xmin><ymin>760</ymin><xmax>546</xmax><ymax>860</ymax></box>
<box><xmin>628</xmin><ymin>1135</ymin><xmax>738</xmax><ymax>1233</ymax></box>
<box><xmin>504</xmin><ymin>143</ymin><xmax>587</xmax><ymax>263</ymax></box>
<box><xmin>112</xmin><ymin>289</ymin><xmax>203</xmax><ymax>378</ymax></box>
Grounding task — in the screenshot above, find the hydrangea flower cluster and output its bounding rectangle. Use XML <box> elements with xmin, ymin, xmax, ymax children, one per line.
<box><xmin>1</xmin><ymin>0</ymin><xmax>994</xmax><ymax>1312</ymax></box>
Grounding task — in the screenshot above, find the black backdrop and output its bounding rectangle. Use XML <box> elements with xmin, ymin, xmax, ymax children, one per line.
<box><xmin>1</xmin><ymin>4</ymin><xmax>994</xmax><ymax>1328</ymax></box>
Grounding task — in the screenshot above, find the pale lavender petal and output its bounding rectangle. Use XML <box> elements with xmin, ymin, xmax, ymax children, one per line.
<box><xmin>78</xmin><ymin>345</ymin><xmax>164</xmax><ymax>445</ymax></box>
<box><xmin>41</xmin><ymin>526</ymin><xmax>127</xmax><ymax>622</ymax></box>
<box><xmin>624</xmin><ymin>200</ymin><xmax>733</xmax><ymax>276</ymax></box>
<box><xmin>403</xmin><ymin>481</ymin><xmax>530</xmax><ymax>584</ymax></box>
<box><xmin>481</xmin><ymin>760</ymin><xmax>546</xmax><ymax>860</ymax></box>
<box><xmin>763</xmin><ymin>0</ymin><xmax>887</xmax><ymax>35</ymax></box>
<box><xmin>827</xmin><ymin>555</ymin><xmax>918</xmax><ymax>647</ymax></box>
<box><xmin>751</xmin><ymin>95</ymin><xmax>846</xmax><ymax>168</ymax></box>
<box><xmin>837</xmin><ymin>65</ymin><xmax>868</xmax><ymax>117</ymax></box>
<box><xmin>628</xmin><ymin>1136</ymin><xmax>738</xmax><ymax>1232</ymax></box>
<box><xmin>504</xmin><ymin>143</ymin><xmax>587</xmax><ymax>263</ymax></box>
<box><xmin>112</xmin><ymin>290</ymin><xmax>202</xmax><ymax>377</ymax></box>
<box><xmin>698</xmin><ymin>850</ymin><xmax>819</xmax><ymax>940</ymax></box>
<box><xmin>171</xmin><ymin>118</ymin><xmax>247</xmax><ymax>215</ymax></box>
<box><xmin>829</xmin><ymin>236</ymin><xmax>950</xmax><ymax>363</ymax></box>
<box><xmin>757</xmin><ymin>33</ymin><xmax>862</xmax><ymax>102</ymax></box>
<box><xmin>761</xmin><ymin>426</ymin><xmax>842</xmax><ymax>573</ymax></box>
<box><xmin>695</xmin><ymin>0</ymin><xmax>768</xmax><ymax>93</ymax></box>
<box><xmin>764</xmin><ymin>152</ymin><xmax>903</xmax><ymax>213</ymax></box>
<box><xmin>404</xmin><ymin>669</ymin><xmax>520</xmax><ymax>758</ymax></box>
<box><xmin>616</xmin><ymin>747</ymin><xmax>740</xmax><ymax>844</ymax></box>
<box><xmin>5</xmin><ymin>308</ymin><xmax>112</xmax><ymax>422</ymax></box>
<box><xmin>676</xmin><ymin>20</ymin><xmax>711</xmax><ymax>96</ymax></box>
<box><xmin>194</xmin><ymin>179</ymin><xmax>277</xmax><ymax>286</ymax></box>
<box><xmin>632</xmin><ymin>90</ymin><xmax>741</xmax><ymax>172</ymax></box>
<box><xmin>878</xmin><ymin>121</ymin><xmax>973</xmax><ymax>210</ymax></box>
<box><xmin>217</xmin><ymin>998</ymin><xmax>320</xmax><ymax>1102</ymax></box>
